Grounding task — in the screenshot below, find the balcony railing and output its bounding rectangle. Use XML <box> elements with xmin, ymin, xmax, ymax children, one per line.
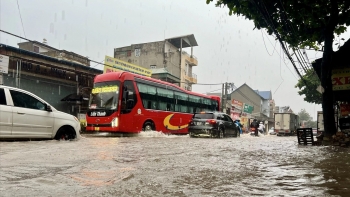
<box><xmin>184</xmin><ymin>73</ymin><xmax>197</xmax><ymax>84</ymax></box>
<box><xmin>182</xmin><ymin>51</ymin><xmax>198</xmax><ymax>66</ymax></box>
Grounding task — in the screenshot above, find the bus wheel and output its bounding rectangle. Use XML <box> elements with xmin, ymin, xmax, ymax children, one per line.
<box><xmin>142</xmin><ymin>122</ymin><xmax>154</xmax><ymax>132</ymax></box>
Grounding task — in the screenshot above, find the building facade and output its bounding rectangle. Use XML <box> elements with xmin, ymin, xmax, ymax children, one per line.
<box><xmin>0</xmin><ymin>42</ymin><xmax>102</xmax><ymax>118</ymax></box>
<box><xmin>113</xmin><ymin>34</ymin><xmax>198</xmax><ymax>90</ymax></box>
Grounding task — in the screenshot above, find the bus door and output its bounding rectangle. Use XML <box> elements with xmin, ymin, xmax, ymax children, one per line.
<box><xmin>120</xmin><ymin>81</ymin><xmax>139</xmax><ymax>132</ymax></box>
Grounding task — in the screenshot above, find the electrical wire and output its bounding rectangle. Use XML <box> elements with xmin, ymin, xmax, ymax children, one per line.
<box><xmin>261</xmin><ymin>29</ymin><xmax>277</xmax><ymax>56</ymax></box>
<box><xmin>250</xmin><ymin>0</ymin><xmax>312</xmax><ymax>92</ymax></box>
<box><xmin>16</xmin><ymin>0</ymin><xmax>26</xmax><ymax>38</ymax></box>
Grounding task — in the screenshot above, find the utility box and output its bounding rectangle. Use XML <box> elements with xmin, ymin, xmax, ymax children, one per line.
<box><xmin>317</xmin><ymin>111</ymin><xmax>324</xmax><ymax>134</ymax></box>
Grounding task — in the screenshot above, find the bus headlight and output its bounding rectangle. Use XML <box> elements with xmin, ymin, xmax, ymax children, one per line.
<box><xmin>111</xmin><ymin>117</ymin><xmax>119</xmax><ymax>128</ymax></box>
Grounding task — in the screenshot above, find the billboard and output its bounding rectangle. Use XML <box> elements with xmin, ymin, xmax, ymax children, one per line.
<box><xmin>104</xmin><ymin>56</ymin><xmax>152</xmax><ymax>77</ymax></box>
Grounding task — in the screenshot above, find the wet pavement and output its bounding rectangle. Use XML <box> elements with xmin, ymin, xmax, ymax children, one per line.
<box><xmin>0</xmin><ymin>132</ymin><xmax>349</xmax><ymax>197</ymax></box>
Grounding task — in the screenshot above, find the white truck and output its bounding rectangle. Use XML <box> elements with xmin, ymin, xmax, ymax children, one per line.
<box><xmin>274</xmin><ymin>113</ymin><xmax>299</xmax><ymax>136</ymax></box>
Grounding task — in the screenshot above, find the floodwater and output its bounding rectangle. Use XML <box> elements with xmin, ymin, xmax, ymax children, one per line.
<box><xmin>0</xmin><ymin>133</ymin><xmax>349</xmax><ymax>197</ymax></box>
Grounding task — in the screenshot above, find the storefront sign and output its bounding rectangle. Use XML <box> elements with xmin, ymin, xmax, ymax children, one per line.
<box><xmin>243</xmin><ymin>103</ymin><xmax>254</xmax><ymax>114</ymax></box>
<box><xmin>332</xmin><ymin>68</ymin><xmax>350</xmax><ymax>91</ymax></box>
<box><xmin>231</xmin><ymin>99</ymin><xmax>243</xmax><ymax>113</ymax></box>
<box><xmin>104</xmin><ymin>56</ymin><xmax>152</xmax><ymax>77</ymax></box>
<box><xmin>0</xmin><ymin>54</ymin><xmax>9</xmax><ymax>74</ymax></box>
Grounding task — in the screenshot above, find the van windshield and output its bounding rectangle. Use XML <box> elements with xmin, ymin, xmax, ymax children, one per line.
<box><xmin>89</xmin><ymin>81</ymin><xmax>120</xmax><ymax>110</ymax></box>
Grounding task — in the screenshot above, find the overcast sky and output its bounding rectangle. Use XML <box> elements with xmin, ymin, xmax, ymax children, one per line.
<box><xmin>1</xmin><ymin>0</ymin><xmax>348</xmax><ymax>119</ymax></box>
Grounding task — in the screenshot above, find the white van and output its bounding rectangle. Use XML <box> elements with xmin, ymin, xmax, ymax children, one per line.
<box><xmin>0</xmin><ymin>85</ymin><xmax>80</xmax><ymax>140</ymax></box>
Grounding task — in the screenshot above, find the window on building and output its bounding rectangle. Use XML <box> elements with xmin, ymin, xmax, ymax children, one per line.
<box><xmin>150</xmin><ymin>65</ymin><xmax>157</xmax><ymax>69</ymax></box>
<box><xmin>34</xmin><ymin>46</ymin><xmax>39</xmax><ymax>53</ymax></box>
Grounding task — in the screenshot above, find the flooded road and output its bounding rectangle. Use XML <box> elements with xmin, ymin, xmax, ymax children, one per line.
<box><xmin>1</xmin><ymin>133</ymin><xmax>349</xmax><ymax>197</ymax></box>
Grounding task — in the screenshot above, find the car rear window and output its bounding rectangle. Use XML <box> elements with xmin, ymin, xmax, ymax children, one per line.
<box><xmin>193</xmin><ymin>113</ymin><xmax>214</xmax><ymax>119</ymax></box>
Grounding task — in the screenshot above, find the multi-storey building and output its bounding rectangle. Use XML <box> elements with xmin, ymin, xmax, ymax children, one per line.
<box><xmin>113</xmin><ymin>34</ymin><xmax>198</xmax><ymax>90</ymax></box>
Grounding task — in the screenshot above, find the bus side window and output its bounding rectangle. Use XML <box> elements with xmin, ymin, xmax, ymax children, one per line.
<box><xmin>166</xmin><ymin>103</ymin><xmax>171</xmax><ymax>111</ymax></box>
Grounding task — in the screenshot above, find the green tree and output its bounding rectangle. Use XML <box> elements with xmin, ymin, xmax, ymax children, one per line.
<box><xmin>295</xmin><ymin>69</ymin><xmax>322</xmax><ymax>104</ymax></box>
<box><xmin>298</xmin><ymin>109</ymin><xmax>317</xmax><ymax>128</ymax></box>
<box><xmin>206</xmin><ymin>0</ymin><xmax>350</xmax><ymax>136</ymax></box>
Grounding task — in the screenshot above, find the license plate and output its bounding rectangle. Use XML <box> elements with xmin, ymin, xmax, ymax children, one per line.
<box><xmin>94</xmin><ymin>127</ymin><xmax>100</xmax><ymax>131</ymax></box>
<box><xmin>195</xmin><ymin>122</ymin><xmax>203</xmax><ymax>126</ymax></box>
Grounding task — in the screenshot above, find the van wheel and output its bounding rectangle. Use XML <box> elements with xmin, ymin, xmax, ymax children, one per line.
<box><xmin>55</xmin><ymin>127</ymin><xmax>76</xmax><ymax>140</ymax></box>
<box><xmin>142</xmin><ymin>122</ymin><xmax>154</xmax><ymax>132</ymax></box>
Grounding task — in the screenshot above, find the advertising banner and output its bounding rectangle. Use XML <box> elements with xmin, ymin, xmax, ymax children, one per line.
<box><xmin>332</xmin><ymin>68</ymin><xmax>350</xmax><ymax>91</ymax></box>
<box><xmin>104</xmin><ymin>56</ymin><xmax>152</xmax><ymax>77</ymax></box>
<box><xmin>240</xmin><ymin>117</ymin><xmax>248</xmax><ymax>131</ymax></box>
<box><xmin>0</xmin><ymin>54</ymin><xmax>9</xmax><ymax>74</ymax></box>
<box><xmin>231</xmin><ymin>112</ymin><xmax>240</xmax><ymax>120</ymax></box>
<box><xmin>231</xmin><ymin>99</ymin><xmax>243</xmax><ymax>113</ymax></box>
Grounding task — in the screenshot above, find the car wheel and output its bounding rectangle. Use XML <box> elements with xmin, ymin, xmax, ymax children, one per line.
<box><xmin>55</xmin><ymin>127</ymin><xmax>76</xmax><ymax>141</ymax></box>
<box><xmin>210</xmin><ymin>131</ymin><xmax>215</xmax><ymax>138</ymax></box>
<box><xmin>218</xmin><ymin>128</ymin><xmax>224</xmax><ymax>138</ymax></box>
<box><xmin>189</xmin><ymin>132</ymin><xmax>194</xmax><ymax>138</ymax></box>
<box><xmin>142</xmin><ymin>122</ymin><xmax>154</xmax><ymax>132</ymax></box>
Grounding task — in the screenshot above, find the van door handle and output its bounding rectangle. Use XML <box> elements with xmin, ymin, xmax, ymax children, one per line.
<box><xmin>17</xmin><ymin>112</ymin><xmax>25</xmax><ymax>114</ymax></box>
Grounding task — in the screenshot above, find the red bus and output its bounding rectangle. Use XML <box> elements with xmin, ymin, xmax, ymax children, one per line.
<box><xmin>86</xmin><ymin>71</ymin><xmax>220</xmax><ymax>135</ymax></box>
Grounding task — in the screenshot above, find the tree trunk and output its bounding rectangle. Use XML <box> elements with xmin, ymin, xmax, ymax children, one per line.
<box><xmin>321</xmin><ymin>0</ymin><xmax>338</xmax><ymax>137</ymax></box>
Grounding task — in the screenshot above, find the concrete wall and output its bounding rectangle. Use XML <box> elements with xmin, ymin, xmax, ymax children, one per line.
<box><xmin>114</xmin><ymin>41</ymin><xmax>181</xmax><ymax>84</ymax></box>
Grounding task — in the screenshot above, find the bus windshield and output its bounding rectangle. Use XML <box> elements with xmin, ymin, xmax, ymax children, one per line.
<box><xmin>89</xmin><ymin>81</ymin><xmax>120</xmax><ymax>110</ymax></box>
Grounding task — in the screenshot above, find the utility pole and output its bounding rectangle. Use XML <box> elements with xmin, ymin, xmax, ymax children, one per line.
<box><xmin>225</xmin><ymin>82</ymin><xmax>228</xmax><ymax>114</ymax></box>
<box><xmin>221</xmin><ymin>83</ymin><xmax>225</xmax><ymax>112</ymax></box>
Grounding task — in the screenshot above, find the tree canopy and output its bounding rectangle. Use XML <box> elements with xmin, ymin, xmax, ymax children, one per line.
<box><xmin>298</xmin><ymin>109</ymin><xmax>317</xmax><ymax>128</ymax></box>
<box><xmin>295</xmin><ymin>69</ymin><xmax>322</xmax><ymax>104</ymax></box>
<box><xmin>206</xmin><ymin>0</ymin><xmax>350</xmax><ymax>135</ymax></box>
<box><xmin>206</xmin><ymin>0</ymin><xmax>350</xmax><ymax>50</ymax></box>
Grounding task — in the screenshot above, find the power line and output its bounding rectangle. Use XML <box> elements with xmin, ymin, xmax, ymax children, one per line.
<box><xmin>249</xmin><ymin>0</ymin><xmax>313</xmax><ymax>92</ymax></box>
<box><xmin>0</xmin><ymin>29</ymin><xmax>111</xmax><ymax>70</ymax></box>
<box><xmin>16</xmin><ymin>0</ymin><xmax>26</xmax><ymax>38</ymax></box>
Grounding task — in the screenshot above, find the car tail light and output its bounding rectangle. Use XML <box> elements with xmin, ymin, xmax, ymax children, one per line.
<box><xmin>206</xmin><ymin>119</ymin><xmax>216</xmax><ymax>125</ymax></box>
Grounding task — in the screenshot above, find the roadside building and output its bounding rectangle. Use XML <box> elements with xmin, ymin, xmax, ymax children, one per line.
<box><xmin>207</xmin><ymin>84</ymin><xmax>273</xmax><ymax>131</ymax></box>
<box><xmin>0</xmin><ymin>41</ymin><xmax>102</xmax><ymax>119</ymax></box>
<box><xmin>113</xmin><ymin>34</ymin><xmax>198</xmax><ymax>90</ymax></box>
